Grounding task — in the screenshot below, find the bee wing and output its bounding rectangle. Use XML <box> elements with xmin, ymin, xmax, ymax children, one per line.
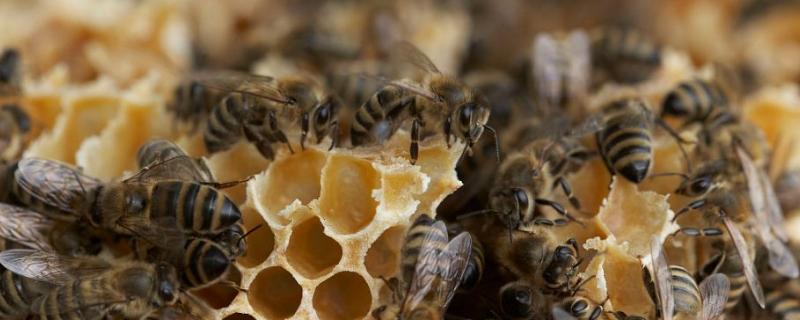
<box><xmin>191</xmin><ymin>70</ymin><xmax>293</xmax><ymax>105</ymax></box>
<box><xmin>127</xmin><ymin>155</ymin><xmax>214</xmax><ymax>184</ymax></box>
<box><xmin>15</xmin><ymin>158</ymin><xmax>102</xmax><ymax>215</ymax></box>
<box><xmin>699</xmin><ymin>273</ymin><xmax>730</xmax><ymax>320</ymax></box>
<box><xmin>737</xmin><ymin>147</ymin><xmax>788</xmax><ymax>240</ymax></box>
<box><xmin>565</xmin><ymin>30</ymin><xmax>591</xmax><ymax>102</ymax></box>
<box><xmin>0</xmin><ymin>203</ymin><xmax>56</xmax><ymax>252</ymax></box>
<box><xmin>390</xmin><ymin>41</ymin><xmax>440</xmax><ymax>74</ymax></box>
<box><xmin>721</xmin><ymin>217</ymin><xmax>766</xmax><ymax>308</ymax></box>
<box><xmin>532</xmin><ymin>33</ymin><xmax>562</xmax><ymax>109</ymax></box>
<box><xmin>136</xmin><ymin>140</ymin><xmax>215</xmax><ymax>183</ymax></box>
<box><xmin>403</xmin><ymin>222</ymin><xmax>470</xmax><ymax>314</ymax></box>
<box><xmin>116</xmin><ymin>215</ymin><xmax>187</xmax><ymax>253</ymax></box>
<box><xmin>650</xmin><ymin>236</ymin><xmax>674</xmax><ymax>320</ymax></box>
<box><xmin>0</xmin><ymin>249</ymin><xmax>111</xmax><ymax>284</ymax></box>
<box><xmin>737</xmin><ymin>148</ymin><xmax>798</xmax><ymax>277</ymax></box>
<box><xmin>552</xmin><ymin>306</ymin><xmax>578</xmax><ymax>320</ymax></box>
<box><xmin>31</xmin><ymin>282</ymin><xmax>127</xmax><ymax>317</ymax></box>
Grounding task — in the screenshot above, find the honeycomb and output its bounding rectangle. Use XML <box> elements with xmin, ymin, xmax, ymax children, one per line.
<box><xmin>5</xmin><ymin>1</ymin><xmax>800</xmax><ymax>320</ymax></box>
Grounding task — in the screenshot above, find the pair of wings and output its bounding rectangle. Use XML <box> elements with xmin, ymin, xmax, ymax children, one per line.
<box><xmin>188</xmin><ymin>70</ymin><xmax>295</xmax><ymax>106</ymax></box>
<box><xmin>649</xmin><ymin>237</ymin><xmax>731</xmax><ymax>320</ymax></box>
<box><xmin>135</xmin><ymin>139</ymin><xmax>215</xmax><ymax>184</ymax></box>
<box><xmin>401</xmin><ymin>219</ymin><xmax>472</xmax><ymax>316</ymax></box>
<box><xmin>533</xmin><ymin>30</ymin><xmax>591</xmax><ymax>110</ymax></box>
<box><xmin>14</xmin><ymin>157</ymin><xmax>186</xmax><ymax>251</ymax></box>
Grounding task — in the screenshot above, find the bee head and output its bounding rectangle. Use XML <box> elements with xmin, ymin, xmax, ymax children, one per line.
<box><xmin>454</xmin><ymin>96</ymin><xmax>491</xmax><ymax>146</ymax></box>
<box><xmin>310</xmin><ymin>96</ymin><xmax>340</xmax><ymax>143</ymax></box>
<box><xmin>499</xmin><ymin>282</ymin><xmax>535</xmax><ymax>318</ymax></box>
<box><xmin>489</xmin><ymin>187</ymin><xmax>529</xmax><ymax>231</ymax></box>
<box><xmin>543</xmin><ymin>241</ymin><xmax>579</xmax><ymax>288</ymax></box>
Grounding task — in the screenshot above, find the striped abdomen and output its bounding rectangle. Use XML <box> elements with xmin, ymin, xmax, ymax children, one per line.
<box><xmin>670</xmin><ymin>266</ymin><xmax>702</xmax><ymax>316</ymax></box>
<box><xmin>203</xmin><ymin>94</ymin><xmax>245</xmax><ymax>154</ymax></box>
<box><xmin>326</xmin><ymin>72</ymin><xmax>383</xmax><ymax>109</ymax></box>
<box><xmin>400</xmin><ymin>215</ymin><xmax>448</xmax><ymax>287</ymax></box>
<box><xmin>32</xmin><ymin>280</ymin><xmax>102</xmax><ymax>320</ymax></box>
<box><xmin>180</xmin><ymin>238</ymin><xmax>230</xmax><ymax>289</ymax></box>
<box><xmin>591</xmin><ymin>27</ymin><xmax>661</xmax><ymax>84</ymax></box>
<box><xmin>0</xmin><ymin>268</ymin><xmax>49</xmax><ymax>318</ymax></box>
<box><xmin>662</xmin><ymin>79</ymin><xmax>729</xmax><ymax>122</ymax></box>
<box><xmin>350</xmin><ymin>86</ymin><xmax>413</xmax><ymax>146</ymax></box>
<box><xmin>767</xmin><ymin>289</ymin><xmax>800</xmax><ymax>320</ymax></box>
<box><xmin>596</xmin><ymin>100</ymin><xmax>652</xmax><ymax>183</ymax></box>
<box><xmin>150</xmin><ymin>181</ymin><xmax>241</xmax><ymax>235</ymax></box>
<box><xmin>460</xmin><ymin>234</ymin><xmax>485</xmax><ymax>291</ymax></box>
<box><xmin>137</xmin><ymin>139</ymin><xmax>188</xmax><ymax>167</ymax></box>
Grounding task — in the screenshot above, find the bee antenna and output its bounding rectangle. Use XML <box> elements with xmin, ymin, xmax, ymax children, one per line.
<box><xmin>236</xmin><ymin>224</ymin><xmax>264</xmax><ymax>248</ymax></box>
<box><xmin>457</xmin><ymin>209</ymin><xmax>495</xmax><ymax>221</ymax></box>
<box><xmin>483</xmin><ymin>125</ymin><xmax>501</xmax><ymax>163</ymax></box>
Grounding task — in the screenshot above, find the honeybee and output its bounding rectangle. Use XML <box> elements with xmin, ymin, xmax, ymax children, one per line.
<box><xmin>661</xmin><ymin>78</ymin><xmax>731</xmax><ymax>128</ymax></box>
<box><xmin>0</xmin><ymin>48</ymin><xmax>31</xmax><ymax>162</ymax></box>
<box><xmin>647</xmin><ymin>237</ymin><xmax>731</xmax><ymax>320</ymax></box>
<box><xmin>0</xmin><ymin>249</ymin><xmax>180</xmax><ymax>320</ymax></box>
<box><xmin>594</xmin><ymin>97</ymin><xmax>656</xmax><ymax>183</ymax></box>
<box><xmin>0</xmin><ymin>48</ymin><xmax>21</xmax><ymax>96</ymax></box>
<box><xmin>482</xmin><ymin>131</ymin><xmax>591</xmax><ymax>232</ymax></box>
<box><xmin>350</xmin><ymin>42</ymin><xmax>497</xmax><ymax>164</ymax></box>
<box><xmin>371</xmin><ymin>215</ymin><xmax>472</xmax><ymax>319</ymax></box>
<box><xmin>498</xmin><ymin>281</ymin><xmax>548</xmax><ymax>320</ymax></box>
<box><xmin>446</xmin><ymin>223</ymin><xmax>485</xmax><ymax>292</ymax></box>
<box><xmin>13</xmin><ymin>157</ymin><xmax>242</xmax><ymax>250</ymax></box>
<box><xmin>491</xmin><ymin>227</ymin><xmax>582</xmax><ymax>296</ymax></box>
<box><xmin>137</xmin><ymin>139</ymin><xmax>214</xmax><ymax>184</ymax></box>
<box><xmin>590</xmin><ymin>27</ymin><xmax>662</xmax><ymax>84</ymax></box>
<box><xmin>531</xmin><ymin>30</ymin><xmax>591</xmax><ymax>112</ymax></box>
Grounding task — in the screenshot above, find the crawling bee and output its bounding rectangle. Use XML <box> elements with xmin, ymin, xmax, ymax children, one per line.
<box><xmin>531</xmin><ymin>29</ymin><xmax>591</xmax><ymax>112</ymax></box>
<box><xmin>647</xmin><ymin>237</ymin><xmax>731</xmax><ymax>320</ymax></box>
<box><xmin>661</xmin><ymin>78</ymin><xmax>731</xmax><ymax>128</ymax></box>
<box><xmin>594</xmin><ymin>97</ymin><xmax>658</xmax><ymax>183</ymax></box>
<box><xmin>371</xmin><ymin>215</ymin><xmax>472</xmax><ymax>319</ymax></box>
<box><xmin>12</xmin><ymin>157</ymin><xmax>242</xmax><ymax>251</ymax></box>
<box><xmin>498</xmin><ymin>281</ymin><xmax>548</xmax><ymax>320</ymax></box>
<box><xmin>350</xmin><ymin>42</ymin><xmax>497</xmax><ymax>164</ymax></box>
<box><xmin>590</xmin><ymin>27</ymin><xmax>662</xmax><ymax>84</ymax></box>
<box><xmin>172</xmin><ymin>71</ymin><xmax>341</xmax><ymax>159</ymax></box>
<box><xmin>490</xmin><ymin>227</ymin><xmax>582</xmax><ymax>296</ymax></box>
<box><xmin>0</xmin><ymin>249</ymin><xmax>180</xmax><ymax>320</ymax></box>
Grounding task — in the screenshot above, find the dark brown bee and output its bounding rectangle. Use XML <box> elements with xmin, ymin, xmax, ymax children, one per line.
<box><xmin>491</xmin><ymin>228</ymin><xmax>582</xmax><ymax>296</ymax></box>
<box><xmin>661</xmin><ymin>78</ymin><xmax>731</xmax><ymax>126</ymax></box>
<box><xmin>371</xmin><ymin>215</ymin><xmax>472</xmax><ymax>319</ymax></box>
<box><xmin>498</xmin><ymin>281</ymin><xmax>548</xmax><ymax>320</ymax></box>
<box><xmin>13</xmin><ymin>158</ymin><xmax>242</xmax><ymax>249</ymax></box>
<box><xmin>0</xmin><ymin>249</ymin><xmax>180</xmax><ymax>320</ymax></box>
<box><xmin>201</xmin><ymin>71</ymin><xmax>340</xmax><ymax>159</ymax></box>
<box><xmin>590</xmin><ymin>27</ymin><xmax>662</xmax><ymax>84</ymax></box>
<box><xmin>350</xmin><ymin>42</ymin><xmax>496</xmax><ymax>164</ymax></box>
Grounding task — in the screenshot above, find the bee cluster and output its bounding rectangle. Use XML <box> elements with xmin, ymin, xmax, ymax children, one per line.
<box><xmin>0</xmin><ymin>1</ymin><xmax>800</xmax><ymax>320</ymax></box>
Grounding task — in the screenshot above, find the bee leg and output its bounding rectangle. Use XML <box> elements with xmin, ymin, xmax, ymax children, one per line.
<box><xmin>410</xmin><ymin>117</ymin><xmax>421</xmax><ymax>165</ymax></box>
<box><xmin>534</xmin><ymin>198</ymin><xmax>583</xmax><ymax>226</ymax></box>
<box><xmin>555</xmin><ymin>177</ymin><xmax>582</xmax><ymax>210</ymax></box>
<box><xmin>300</xmin><ymin>113</ymin><xmax>309</xmax><ymax>151</ymax></box>
<box><xmin>444</xmin><ymin>117</ymin><xmax>452</xmax><ymax>149</ymax></box>
<box><xmin>221</xmin><ymin>280</ymin><xmax>249</xmax><ymax>293</ymax></box>
<box><xmin>530</xmin><ymin>218</ymin><xmax>568</xmax><ymax>227</ymax></box>
<box><xmin>654</xmin><ymin>117</ymin><xmax>693</xmax><ymax>170</ymax></box>
<box><xmin>200</xmin><ymin>176</ymin><xmax>253</xmax><ymax>189</ymax></box>
<box><xmin>327</xmin><ymin>120</ymin><xmax>339</xmax><ymax>151</ymax></box>
<box><xmin>673</xmin><ymin>198</ymin><xmax>707</xmax><ymax>221</ymax></box>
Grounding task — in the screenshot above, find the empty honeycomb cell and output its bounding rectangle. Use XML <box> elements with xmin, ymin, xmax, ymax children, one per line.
<box><xmin>313</xmin><ymin>272</ymin><xmax>372</xmax><ymax>320</ymax></box>
<box><xmin>259</xmin><ymin>149</ymin><xmax>326</xmax><ymax>214</ymax></box>
<box><xmin>319</xmin><ymin>154</ymin><xmax>380</xmax><ymax>234</ymax></box>
<box><xmin>286</xmin><ymin>216</ymin><xmax>343</xmax><ymax>279</ymax></box>
<box><xmin>194</xmin><ymin>266</ymin><xmax>242</xmax><ymax>309</ymax></box>
<box><xmin>365</xmin><ymin>225</ymin><xmax>405</xmax><ymax>278</ymax></box>
<box><xmin>248</xmin><ymin>266</ymin><xmax>303</xmax><ymax>319</ymax></box>
<box><xmin>223</xmin><ymin>313</ymin><xmax>256</xmax><ymax>320</ymax></box>
<box><xmin>207</xmin><ymin>141</ymin><xmax>272</xmax><ymax>204</ymax></box>
<box><xmin>238</xmin><ymin>206</ymin><xmax>273</xmax><ymax>268</ymax></box>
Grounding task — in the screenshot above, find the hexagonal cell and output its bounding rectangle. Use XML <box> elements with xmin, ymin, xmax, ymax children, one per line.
<box><xmin>238</xmin><ymin>206</ymin><xmax>274</xmax><ymax>268</ymax></box>
<box><xmin>223</xmin><ymin>314</ymin><xmax>256</xmax><ymax>320</ymax></box>
<box><xmin>313</xmin><ymin>272</ymin><xmax>372</xmax><ymax>320</ymax></box>
<box><xmin>319</xmin><ymin>154</ymin><xmax>380</xmax><ymax>234</ymax></box>
<box><xmin>207</xmin><ymin>142</ymin><xmax>271</xmax><ymax>203</ymax></box>
<box><xmin>194</xmin><ymin>266</ymin><xmax>242</xmax><ymax>309</ymax></box>
<box><xmin>248</xmin><ymin>266</ymin><xmax>302</xmax><ymax>319</ymax></box>
<box><xmin>365</xmin><ymin>226</ymin><xmax>405</xmax><ymax>278</ymax></box>
<box><xmin>260</xmin><ymin>149</ymin><xmax>326</xmax><ymax>214</ymax></box>
<box><xmin>286</xmin><ymin>217</ymin><xmax>342</xmax><ymax>279</ymax></box>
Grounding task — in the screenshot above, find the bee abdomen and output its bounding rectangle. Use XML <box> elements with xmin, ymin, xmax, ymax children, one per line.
<box><xmin>137</xmin><ymin>139</ymin><xmax>184</xmax><ymax>168</ymax></box>
<box><xmin>151</xmin><ymin>181</ymin><xmax>241</xmax><ymax>234</ymax></box>
<box><xmin>670</xmin><ymin>266</ymin><xmax>701</xmax><ymax>315</ymax></box>
<box><xmin>663</xmin><ymin>80</ymin><xmax>728</xmax><ymax>120</ymax></box>
<box><xmin>400</xmin><ymin>215</ymin><xmax>448</xmax><ymax>285</ymax></box>
<box><xmin>460</xmin><ymin>234</ymin><xmax>485</xmax><ymax>291</ymax></box>
<box><xmin>33</xmin><ymin>281</ymin><xmax>85</xmax><ymax>320</ymax></box>
<box><xmin>203</xmin><ymin>96</ymin><xmax>244</xmax><ymax>154</ymax></box>
<box><xmin>767</xmin><ymin>290</ymin><xmax>800</xmax><ymax>320</ymax></box>
<box><xmin>598</xmin><ymin>124</ymin><xmax>652</xmax><ymax>183</ymax></box>
<box><xmin>0</xmin><ymin>270</ymin><xmax>37</xmax><ymax>317</ymax></box>
<box><xmin>350</xmin><ymin>86</ymin><xmax>407</xmax><ymax>146</ymax></box>
<box><xmin>181</xmin><ymin>239</ymin><xmax>230</xmax><ymax>289</ymax></box>
<box><xmin>725</xmin><ymin>272</ymin><xmax>747</xmax><ymax>310</ymax></box>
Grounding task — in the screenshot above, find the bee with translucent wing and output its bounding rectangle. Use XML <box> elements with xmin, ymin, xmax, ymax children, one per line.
<box><xmin>532</xmin><ymin>30</ymin><xmax>591</xmax><ymax>113</ymax></box>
